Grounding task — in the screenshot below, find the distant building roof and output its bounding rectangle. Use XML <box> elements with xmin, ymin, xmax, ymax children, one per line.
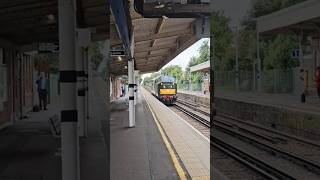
<box><xmin>256</xmin><ymin>0</ymin><xmax>320</xmax><ymax>35</ymax></box>
<box><xmin>190</xmin><ymin>61</ymin><xmax>210</xmax><ymax>73</ymax></box>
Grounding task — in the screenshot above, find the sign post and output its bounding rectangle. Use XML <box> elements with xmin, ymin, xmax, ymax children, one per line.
<box><xmin>38</xmin><ymin>43</ymin><xmax>59</xmax><ymax>53</ymax></box>
<box><xmin>110</xmin><ymin>49</ymin><xmax>125</xmax><ymax>57</ymax></box>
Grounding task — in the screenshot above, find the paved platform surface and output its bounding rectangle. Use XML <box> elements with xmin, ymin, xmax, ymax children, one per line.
<box><xmin>142</xmin><ymin>88</ymin><xmax>210</xmax><ymax>180</ymax></box>
<box><xmin>110</xmin><ymin>91</ymin><xmax>179</xmax><ymax>180</ymax></box>
<box><xmin>216</xmin><ymin>90</ymin><xmax>320</xmax><ymax>115</ymax></box>
<box><xmin>0</xmin><ymin>76</ymin><xmax>108</xmax><ymax>180</ymax></box>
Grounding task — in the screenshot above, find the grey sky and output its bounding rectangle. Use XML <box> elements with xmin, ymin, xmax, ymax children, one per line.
<box><xmin>212</xmin><ymin>0</ymin><xmax>252</xmax><ymax>25</ymax></box>
<box><xmin>142</xmin><ymin>38</ymin><xmax>210</xmax><ymax>78</ymax></box>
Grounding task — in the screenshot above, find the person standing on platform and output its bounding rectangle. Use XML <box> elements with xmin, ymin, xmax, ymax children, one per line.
<box><xmin>316</xmin><ymin>67</ymin><xmax>320</xmax><ymax>99</ymax></box>
<box><xmin>121</xmin><ymin>84</ymin><xmax>125</xmax><ymax>97</ymax></box>
<box><xmin>36</xmin><ymin>72</ymin><xmax>48</xmax><ymax>110</ymax></box>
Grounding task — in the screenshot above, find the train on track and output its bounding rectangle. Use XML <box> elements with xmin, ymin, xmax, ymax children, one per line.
<box><xmin>150</xmin><ymin>75</ymin><xmax>177</xmax><ymax>105</ymax></box>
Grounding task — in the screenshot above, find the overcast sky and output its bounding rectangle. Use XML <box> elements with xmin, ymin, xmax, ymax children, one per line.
<box><xmin>212</xmin><ymin>0</ymin><xmax>252</xmax><ymax>26</ymax></box>
<box><xmin>142</xmin><ymin>38</ymin><xmax>209</xmax><ymax>78</ymax></box>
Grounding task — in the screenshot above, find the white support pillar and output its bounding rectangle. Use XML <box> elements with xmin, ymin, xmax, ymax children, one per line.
<box><xmin>58</xmin><ymin>0</ymin><xmax>79</xmax><ymax>180</ymax></box>
<box><xmin>129</xmin><ymin>29</ymin><xmax>135</xmax><ymax>127</ymax></box>
<box><xmin>128</xmin><ymin>58</ymin><xmax>135</xmax><ymax>127</ymax></box>
<box><xmin>133</xmin><ymin>60</ymin><xmax>136</xmax><ymax>125</ymax></box>
<box><xmin>76</xmin><ymin>28</ymin><xmax>91</xmax><ymax>137</ymax></box>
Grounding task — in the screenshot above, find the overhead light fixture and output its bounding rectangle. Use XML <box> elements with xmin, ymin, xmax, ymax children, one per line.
<box><xmin>117</xmin><ymin>56</ymin><xmax>123</xmax><ymax>62</ymax></box>
<box><xmin>154</xmin><ymin>4</ymin><xmax>165</xmax><ymax>9</ymax></box>
<box><xmin>124</xmin><ymin>65</ymin><xmax>128</xmax><ymax>69</ymax></box>
<box><xmin>162</xmin><ymin>15</ymin><xmax>169</xmax><ymax>19</ymax></box>
<box><xmin>46</xmin><ymin>14</ymin><xmax>56</xmax><ymax>24</ymax></box>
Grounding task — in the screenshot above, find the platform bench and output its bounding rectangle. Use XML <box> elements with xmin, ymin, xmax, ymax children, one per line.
<box><xmin>48</xmin><ymin>114</ymin><xmax>60</xmax><ymax>137</ymax></box>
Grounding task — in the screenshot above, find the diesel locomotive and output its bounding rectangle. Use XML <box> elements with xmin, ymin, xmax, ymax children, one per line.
<box><xmin>151</xmin><ymin>75</ymin><xmax>177</xmax><ymax>105</ymax></box>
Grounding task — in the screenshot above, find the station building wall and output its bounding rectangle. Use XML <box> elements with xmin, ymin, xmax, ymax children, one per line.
<box><xmin>0</xmin><ymin>46</ymin><xmax>34</xmax><ymax>128</ymax></box>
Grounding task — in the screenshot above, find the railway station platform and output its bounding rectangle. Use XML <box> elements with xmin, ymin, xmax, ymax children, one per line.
<box><xmin>177</xmin><ymin>90</ymin><xmax>210</xmax><ymax>99</ymax></box>
<box><xmin>110</xmin><ymin>87</ymin><xmax>210</xmax><ymax>180</ymax></box>
<box><xmin>0</xmin><ymin>76</ymin><xmax>108</xmax><ymax>180</ymax></box>
<box><xmin>177</xmin><ymin>90</ymin><xmax>210</xmax><ymax>108</ymax></box>
<box><xmin>215</xmin><ymin>90</ymin><xmax>320</xmax><ymax>140</ymax></box>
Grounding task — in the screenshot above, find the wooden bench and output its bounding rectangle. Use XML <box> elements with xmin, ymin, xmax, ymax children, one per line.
<box><xmin>48</xmin><ymin>114</ymin><xmax>60</xmax><ymax>137</ymax></box>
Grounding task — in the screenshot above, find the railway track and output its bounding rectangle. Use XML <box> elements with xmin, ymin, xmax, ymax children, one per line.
<box><xmin>175</xmin><ymin>98</ymin><xmax>320</xmax><ymax>179</ymax></box>
<box><xmin>174</xmin><ymin>99</ymin><xmax>273</xmax><ymax>179</ymax></box>
<box><xmin>211</xmin><ymin>136</ymin><xmax>294</xmax><ymax>180</ymax></box>
<box><xmin>173</xmin><ymin>101</ymin><xmax>210</xmax><ymax>127</ymax></box>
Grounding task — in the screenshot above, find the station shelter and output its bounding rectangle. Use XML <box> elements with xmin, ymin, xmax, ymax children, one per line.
<box><xmin>256</xmin><ymin>0</ymin><xmax>320</xmax><ymax>96</ymax></box>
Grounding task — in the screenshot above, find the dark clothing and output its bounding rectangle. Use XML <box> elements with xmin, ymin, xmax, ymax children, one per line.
<box><xmin>121</xmin><ymin>86</ymin><xmax>125</xmax><ymax>96</ymax></box>
<box><xmin>39</xmin><ymin>89</ymin><xmax>48</xmax><ymax>109</ymax></box>
<box><xmin>316</xmin><ymin>73</ymin><xmax>320</xmax><ymax>98</ymax></box>
<box><xmin>36</xmin><ymin>78</ymin><xmax>48</xmax><ymax>110</ymax></box>
<box><xmin>316</xmin><ymin>73</ymin><xmax>320</xmax><ymax>88</ymax></box>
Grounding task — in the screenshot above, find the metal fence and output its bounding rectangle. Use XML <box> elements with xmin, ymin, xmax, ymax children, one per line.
<box><xmin>177</xmin><ymin>83</ymin><xmax>203</xmax><ymax>92</ymax></box>
<box><xmin>215</xmin><ymin>69</ymin><xmax>296</xmax><ymax>93</ymax></box>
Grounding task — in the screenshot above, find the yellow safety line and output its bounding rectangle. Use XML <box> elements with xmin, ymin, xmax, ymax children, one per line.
<box><xmin>142</xmin><ymin>89</ymin><xmax>187</xmax><ymax>180</ymax></box>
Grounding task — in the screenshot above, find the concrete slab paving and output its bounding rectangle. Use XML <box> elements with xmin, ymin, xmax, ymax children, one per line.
<box><xmin>110</xmin><ymin>90</ymin><xmax>179</xmax><ymax>180</ymax></box>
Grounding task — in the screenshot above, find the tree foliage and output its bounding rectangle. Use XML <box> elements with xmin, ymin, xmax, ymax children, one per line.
<box><xmin>264</xmin><ymin>35</ymin><xmax>299</xmax><ymax>70</ymax></box>
<box><xmin>188</xmin><ymin>40</ymin><xmax>209</xmax><ymax>67</ymax></box>
<box><xmin>211</xmin><ymin>11</ymin><xmax>235</xmax><ymax>71</ymax></box>
<box><xmin>89</xmin><ymin>42</ymin><xmax>103</xmax><ymax>70</ymax></box>
<box><xmin>161</xmin><ymin>65</ymin><xmax>183</xmax><ymax>83</ymax></box>
<box><xmin>212</xmin><ymin>0</ymin><xmax>305</xmax><ymax>72</ymax></box>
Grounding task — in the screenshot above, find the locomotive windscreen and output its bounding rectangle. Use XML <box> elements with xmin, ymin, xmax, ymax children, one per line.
<box><xmin>161</xmin><ymin>76</ymin><xmax>175</xmax><ymax>83</ymax></box>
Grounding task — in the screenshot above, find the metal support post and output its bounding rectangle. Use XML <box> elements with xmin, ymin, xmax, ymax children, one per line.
<box><xmin>299</xmin><ymin>27</ymin><xmax>306</xmax><ymax>100</ymax></box>
<box><xmin>189</xmin><ymin>71</ymin><xmax>192</xmax><ymax>91</ymax></box>
<box><xmin>132</xmin><ymin>61</ymin><xmax>136</xmax><ymax>125</ymax></box>
<box><xmin>76</xmin><ymin>28</ymin><xmax>90</xmax><ymax>137</ymax></box>
<box><xmin>134</xmin><ymin>70</ymin><xmax>139</xmax><ymax>105</ymax></box>
<box><xmin>75</xmin><ymin>39</ymin><xmax>85</xmax><ymax>137</ymax></box>
<box><xmin>299</xmin><ymin>27</ymin><xmax>304</xmax><ymax>68</ymax></box>
<box><xmin>84</xmin><ymin>47</ymin><xmax>89</xmax><ymax>136</ymax></box>
<box><xmin>128</xmin><ymin>58</ymin><xmax>135</xmax><ymax>127</ymax></box>
<box><xmin>257</xmin><ymin>31</ymin><xmax>262</xmax><ymax>92</ymax></box>
<box><xmin>235</xmin><ymin>26</ymin><xmax>240</xmax><ymax>91</ymax></box>
<box><xmin>58</xmin><ymin>0</ymin><xmax>79</xmax><ymax>179</ymax></box>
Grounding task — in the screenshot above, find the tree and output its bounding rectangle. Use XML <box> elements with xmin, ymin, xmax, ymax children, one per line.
<box><xmin>187</xmin><ymin>56</ymin><xmax>198</xmax><ymax>67</ymax></box>
<box><xmin>161</xmin><ymin>65</ymin><xmax>183</xmax><ymax>83</ymax></box>
<box><xmin>264</xmin><ymin>35</ymin><xmax>299</xmax><ymax>70</ymax></box>
<box><xmin>211</xmin><ymin>11</ymin><xmax>234</xmax><ymax>71</ymax></box>
<box><xmin>187</xmin><ymin>40</ymin><xmax>210</xmax><ymax>67</ymax></box>
<box><xmin>89</xmin><ymin>42</ymin><xmax>103</xmax><ymax>70</ymax></box>
<box><xmin>237</xmin><ymin>0</ymin><xmax>305</xmax><ymax>71</ymax></box>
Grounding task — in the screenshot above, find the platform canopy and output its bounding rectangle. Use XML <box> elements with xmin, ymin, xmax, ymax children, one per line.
<box><xmin>190</xmin><ymin>60</ymin><xmax>209</xmax><ymax>73</ymax></box>
<box><xmin>110</xmin><ymin>0</ymin><xmax>202</xmax><ymax>76</ymax></box>
<box><xmin>256</xmin><ymin>0</ymin><xmax>320</xmax><ymax>36</ymax></box>
<box><xmin>0</xmin><ymin>0</ymin><xmax>108</xmax><ymax>47</ymax></box>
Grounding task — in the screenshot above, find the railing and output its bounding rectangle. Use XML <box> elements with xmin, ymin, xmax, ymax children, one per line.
<box><xmin>215</xmin><ymin>69</ymin><xmax>296</xmax><ymax>93</ymax></box>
